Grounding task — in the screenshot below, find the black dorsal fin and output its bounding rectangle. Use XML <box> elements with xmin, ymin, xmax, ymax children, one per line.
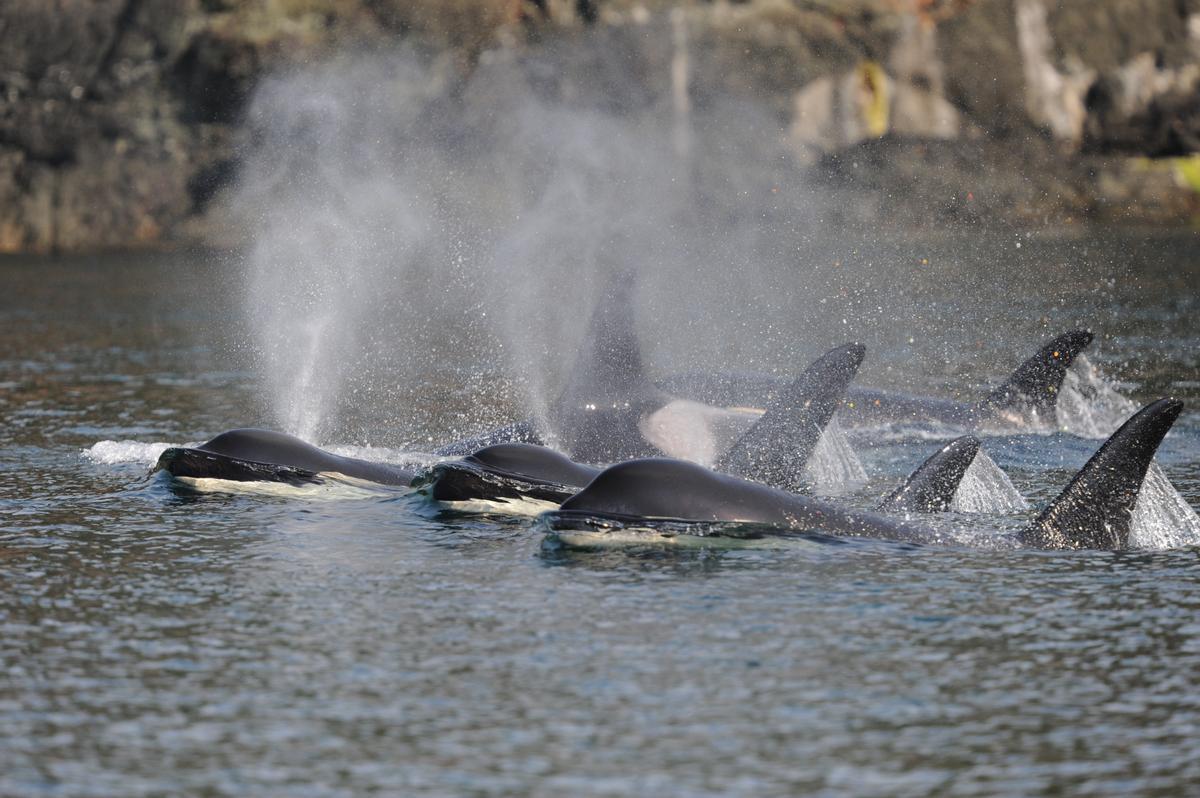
<box><xmin>877</xmin><ymin>436</ymin><xmax>981</xmax><ymax>513</ymax></box>
<box><xmin>981</xmin><ymin>330</ymin><xmax>1094</xmax><ymax>414</ymax></box>
<box><xmin>1021</xmin><ymin>397</ymin><xmax>1183</xmax><ymax>550</ymax></box>
<box><xmin>715</xmin><ymin>343</ymin><xmax>866</xmax><ymax>491</ymax></box>
<box><xmin>554</xmin><ymin>270</ymin><xmax>658</xmax><ymax>409</ymax></box>
<box><xmin>548</xmin><ymin>270</ymin><xmax>670</xmax><ymax>462</ymax></box>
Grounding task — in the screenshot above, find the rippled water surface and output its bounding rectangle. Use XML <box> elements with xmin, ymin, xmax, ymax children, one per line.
<box><xmin>2</xmin><ymin>232</ymin><xmax>1200</xmax><ymax>796</ymax></box>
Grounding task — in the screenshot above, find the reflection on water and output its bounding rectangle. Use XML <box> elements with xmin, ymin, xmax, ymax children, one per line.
<box><xmin>1</xmin><ymin>232</ymin><xmax>1200</xmax><ymax>796</ymax></box>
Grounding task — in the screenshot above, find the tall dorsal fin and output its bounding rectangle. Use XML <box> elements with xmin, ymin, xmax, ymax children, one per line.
<box><xmin>716</xmin><ymin>343</ymin><xmax>865</xmax><ymax>491</ymax></box>
<box><xmin>877</xmin><ymin>436</ymin><xmax>980</xmax><ymax>513</ymax></box>
<box><xmin>547</xmin><ymin>270</ymin><xmax>670</xmax><ymax>463</ymax></box>
<box><xmin>554</xmin><ymin>270</ymin><xmax>660</xmax><ymax>409</ymax></box>
<box><xmin>1021</xmin><ymin>397</ymin><xmax>1183</xmax><ymax>550</ymax></box>
<box><xmin>980</xmin><ymin>330</ymin><xmax>1093</xmax><ymax>414</ymax></box>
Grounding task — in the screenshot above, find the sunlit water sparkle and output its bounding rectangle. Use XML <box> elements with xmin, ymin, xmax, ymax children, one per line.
<box><xmin>3</xmin><ymin>234</ymin><xmax>1200</xmax><ymax>796</ymax></box>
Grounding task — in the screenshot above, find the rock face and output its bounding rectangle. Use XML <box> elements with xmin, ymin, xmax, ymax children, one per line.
<box><xmin>0</xmin><ymin>0</ymin><xmax>390</xmax><ymax>253</ymax></box>
<box><xmin>1</xmin><ymin>0</ymin><xmax>1197</xmax><ymax>253</ymax></box>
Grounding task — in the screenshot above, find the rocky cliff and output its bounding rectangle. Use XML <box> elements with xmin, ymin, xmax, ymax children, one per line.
<box><xmin>1</xmin><ymin>0</ymin><xmax>1197</xmax><ymax>253</ymax></box>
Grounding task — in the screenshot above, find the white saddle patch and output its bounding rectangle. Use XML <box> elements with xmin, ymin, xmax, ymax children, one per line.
<box><xmin>638</xmin><ymin>400</ymin><xmax>762</xmax><ymax>466</ymax></box>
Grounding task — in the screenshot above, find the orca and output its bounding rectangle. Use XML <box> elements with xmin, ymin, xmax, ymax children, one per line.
<box><xmin>659</xmin><ymin>330</ymin><xmax>1095</xmax><ymax>430</ymax></box>
<box><xmin>154</xmin><ymin>429</ymin><xmax>416</xmax><ymax>487</ymax></box>
<box><xmin>877</xmin><ymin>435</ymin><xmax>981</xmax><ymax>514</ymax></box>
<box><xmin>434</xmin><ymin>276</ymin><xmax>665</xmax><ymax>462</ymax></box>
<box><xmin>1021</xmin><ymin>397</ymin><xmax>1183</xmax><ymax>549</ymax></box>
<box><xmin>418</xmin><ymin>342</ymin><xmax>866</xmax><ymax>505</ymax></box>
<box><xmin>417</xmin><ymin>442</ymin><xmax>600</xmax><ymax>504</ymax></box>
<box><xmin>436</xmin><ymin>276</ymin><xmax>868</xmax><ymax>470</ymax></box>
<box><xmin>541</xmin><ymin>398</ymin><xmax>1182</xmax><ymax>551</ymax></box>
<box><xmin>546</xmin><ymin>275</ymin><xmax>673</xmax><ymax>463</ymax></box>
<box><xmin>152</xmin><ymin>338</ymin><xmax>864</xmax><ymax>497</ymax></box>
<box><xmin>715</xmin><ymin>342</ymin><xmax>864</xmax><ymax>492</ymax></box>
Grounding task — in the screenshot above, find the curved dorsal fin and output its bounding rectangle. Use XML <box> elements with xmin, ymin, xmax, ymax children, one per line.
<box><xmin>981</xmin><ymin>329</ymin><xmax>1093</xmax><ymax>414</ymax></box>
<box><xmin>1021</xmin><ymin>397</ymin><xmax>1183</xmax><ymax>549</ymax></box>
<box><xmin>877</xmin><ymin>436</ymin><xmax>980</xmax><ymax>513</ymax></box>
<box><xmin>716</xmin><ymin>343</ymin><xmax>865</xmax><ymax>491</ymax></box>
<box><xmin>554</xmin><ymin>270</ymin><xmax>657</xmax><ymax>408</ymax></box>
<box><xmin>548</xmin><ymin>271</ymin><xmax>670</xmax><ymax>462</ymax></box>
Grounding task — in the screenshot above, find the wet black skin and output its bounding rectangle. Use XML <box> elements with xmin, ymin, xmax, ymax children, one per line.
<box><xmin>660</xmin><ymin>330</ymin><xmax>1096</xmax><ymax>429</ymax></box>
<box><xmin>546</xmin><ymin>398</ymin><xmax>1183</xmax><ymax>551</ymax></box>
<box><xmin>421</xmin><ymin>343</ymin><xmax>867</xmax><ymax>504</ymax></box>
<box><xmin>156</xmin><ymin>429</ymin><xmax>416</xmax><ymax>487</ymax></box>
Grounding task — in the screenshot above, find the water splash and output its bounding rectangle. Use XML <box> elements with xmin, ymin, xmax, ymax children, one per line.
<box><xmin>805</xmin><ymin>415</ymin><xmax>868</xmax><ymax>495</ymax></box>
<box><xmin>1129</xmin><ymin>461</ymin><xmax>1200</xmax><ymax>549</ymax></box>
<box><xmin>950</xmin><ymin>450</ymin><xmax>1029</xmax><ymax>513</ymax></box>
<box><xmin>236</xmin><ymin>56</ymin><xmax>441</xmax><ymax>444</ymax></box>
<box><xmin>1056</xmin><ymin>354</ymin><xmax>1137</xmax><ymax>439</ymax></box>
<box><xmin>274</xmin><ymin>315</ymin><xmax>332</xmax><ymax>442</ymax></box>
<box><xmin>327</xmin><ymin>444</ymin><xmax>441</xmax><ymax>470</ymax></box>
<box><xmin>83</xmin><ymin>440</ymin><xmax>181</xmax><ymax>466</ymax></box>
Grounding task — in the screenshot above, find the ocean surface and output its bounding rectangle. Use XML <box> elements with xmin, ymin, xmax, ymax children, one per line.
<box><xmin>2</xmin><ymin>230</ymin><xmax>1199</xmax><ymax>796</ymax></box>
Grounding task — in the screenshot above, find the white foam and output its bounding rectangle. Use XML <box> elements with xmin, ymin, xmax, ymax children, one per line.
<box><xmin>1056</xmin><ymin>354</ymin><xmax>1137</xmax><ymax>439</ymax></box>
<box><xmin>1129</xmin><ymin>462</ymin><xmax>1200</xmax><ymax>549</ymax></box>
<box><xmin>82</xmin><ymin>440</ymin><xmax>189</xmax><ymax>466</ymax></box>
<box><xmin>804</xmin><ymin>414</ymin><xmax>868</xmax><ymax>495</ymax></box>
<box><xmin>326</xmin><ymin>444</ymin><xmax>441</xmax><ymax>469</ymax></box>
<box><xmin>950</xmin><ymin>450</ymin><xmax>1029</xmax><ymax>513</ymax></box>
<box><xmin>439</xmin><ymin>496</ymin><xmax>561</xmax><ymax>517</ymax></box>
<box><xmin>84</xmin><ymin>438</ymin><xmax>436</xmax><ymax>470</ymax></box>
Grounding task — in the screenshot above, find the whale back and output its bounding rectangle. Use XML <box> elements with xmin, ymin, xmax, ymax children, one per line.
<box><xmin>465</xmin><ymin>443</ymin><xmax>600</xmax><ymax>487</ymax></box>
<box><xmin>555</xmin><ymin>458</ymin><xmax>939</xmax><ymax>544</ymax></box>
<box><xmin>196</xmin><ymin>428</ymin><xmax>414</xmax><ymax>486</ymax></box>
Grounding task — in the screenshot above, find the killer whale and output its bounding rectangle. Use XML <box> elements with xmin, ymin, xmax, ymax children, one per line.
<box><xmin>418</xmin><ymin>342</ymin><xmax>866</xmax><ymax>505</ymax></box>
<box><xmin>877</xmin><ymin>435</ymin><xmax>981</xmax><ymax>513</ymax></box>
<box><xmin>155</xmin><ymin>429</ymin><xmax>416</xmax><ymax>487</ymax></box>
<box><xmin>153</xmin><ymin>337</ymin><xmax>866</xmax><ymax>497</ymax></box>
<box><xmin>437</xmin><ymin>275</ymin><xmax>866</xmax><ymax>469</ymax></box>
<box><xmin>434</xmin><ymin>276</ymin><xmax>667</xmax><ymax>461</ymax></box>
<box><xmin>418</xmin><ymin>442</ymin><xmax>601</xmax><ymax>504</ymax></box>
<box><xmin>436</xmin><ymin>272</ymin><xmax>886</xmax><ymax>507</ymax></box>
<box><xmin>532</xmin><ymin>433</ymin><xmax>982</xmax><ymax>544</ymax></box>
<box><xmin>659</xmin><ymin>330</ymin><xmax>1096</xmax><ymax>430</ymax></box>
<box><xmin>542</xmin><ymin>398</ymin><xmax>1182</xmax><ymax>551</ymax></box>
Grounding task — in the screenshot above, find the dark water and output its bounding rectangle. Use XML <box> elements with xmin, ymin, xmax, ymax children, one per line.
<box><xmin>2</xmin><ymin>232</ymin><xmax>1199</xmax><ymax>796</ymax></box>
